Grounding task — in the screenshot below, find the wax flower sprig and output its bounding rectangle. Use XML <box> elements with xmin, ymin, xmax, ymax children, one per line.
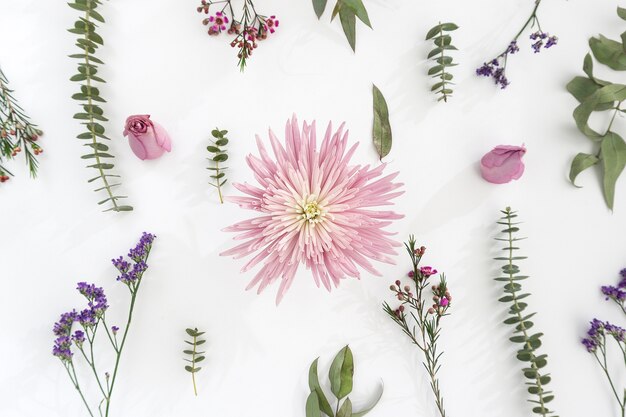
<box><xmin>196</xmin><ymin>0</ymin><xmax>279</xmax><ymax>71</ymax></box>
<box><xmin>476</xmin><ymin>0</ymin><xmax>557</xmax><ymax>89</ymax></box>
<box><xmin>582</xmin><ymin>268</ymin><xmax>626</xmax><ymax>417</ymax></box>
<box><xmin>383</xmin><ymin>235</ymin><xmax>452</xmax><ymax>417</ymax></box>
<box><xmin>52</xmin><ymin>232</ymin><xmax>155</xmax><ymax>417</ymax></box>
<box><xmin>0</xmin><ymin>66</ymin><xmax>44</xmax><ymax>183</ymax></box>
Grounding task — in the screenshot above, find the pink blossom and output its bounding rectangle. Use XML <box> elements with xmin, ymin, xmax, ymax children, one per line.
<box><xmin>440</xmin><ymin>297</ymin><xmax>449</xmax><ymax>307</ymax></box>
<box><xmin>123</xmin><ymin>115</ymin><xmax>172</xmax><ymax>160</ymax></box>
<box><xmin>208</xmin><ymin>11</ymin><xmax>229</xmax><ymax>33</ymax></box>
<box><xmin>480</xmin><ymin>145</ymin><xmax>526</xmax><ymax>184</ymax></box>
<box><xmin>221</xmin><ymin>115</ymin><xmax>404</xmax><ymax>304</ymax></box>
<box><xmin>263</xmin><ymin>15</ymin><xmax>279</xmax><ymax>34</ymax></box>
<box><xmin>420</xmin><ymin>266</ymin><xmax>437</xmax><ymax>277</ymax></box>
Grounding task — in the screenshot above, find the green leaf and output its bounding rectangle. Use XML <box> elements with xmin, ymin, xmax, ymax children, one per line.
<box><xmin>425</xmin><ymin>25</ymin><xmax>441</xmax><ymax>40</ymax></box>
<box><xmin>440</xmin><ymin>22</ymin><xmax>459</xmax><ymax>31</ymax></box>
<box><xmin>308</xmin><ymin>358</ymin><xmax>335</xmax><ymax>417</ymax></box>
<box><xmin>207</xmin><ymin>146</ymin><xmax>221</xmax><ymax>153</ymax></box>
<box><xmin>312</xmin><ymin>0</ymin><xmax>328</xmax><ymax>18</ymax></box>
<box><xmin>582</xmin><ymin>53</ymin><xmax>610</xmax><ymax>86</ymax></box>
<box><xmin>306</xmin><ymin>391</ymin><xmax>322</xmax><ymax>417</ymax></box>
<box><xmin>573</xmin><ymin>84</ymin><xmax>626</xmax><ymax>139</ymax></box>
<box><xmin>215</xmin><ymin>138</ymin><xmax>229</xmax><ymax>146</ymax></box>
<box><xmin>372</xmin><ymin>84</ymin><xmax>392</xmax><ymax>160</ymax></box>
<box><xmin>186</xmin><ymin>328</ymin><xmax>197</xmax><ymax>336</ymax></box>
<box><xmin>600</xmin><ymin>132</ymin><xmax>626</xmax><ymax>209</ymax></box>
<box><xmin>566</xmin><ymin>77</ymin><xmax>603</xmax><ymax>104</ymax></box>
<box><xmin>341</xmin><ymin>0</ymin><xmax>371</xmax><ymax>28</ymax></box>
<box><xmin>68</xmin><ymin>3</ymin><xmax>88</xmax><ymax>11</ymax></box>
<box><xmin>569</xmin><ymin>152</ymin><xmax>599</xmax><ymax>186</ymax></box>
<box><xmin>337</xmin><ymin>398</ymin><xmax>352</xmax><ymax>417</ymax></box>
<box><xmin>195</xmin><ymin>356</ymin><xmax>205</xmax><ymax>362</ymax></box>
<box><xmin>589</xmin><ymin>35</ymin><xmax>626</xmax><ymax>71</ymax></box>
<box><xmin>213</xmin><ymin>154</ymin><xmax>228</xmax><ymax>162</ymax></box>
<box><xmin>183</xmin><ymin>350</ymin><xmax>195</xmax><ymax>355</ymax></box>
<box><xmin>339</xmin><ymin>8</ymin><xmax>357</xmax><ymax>51</ymax></box>
<box><xmin>618</xmin><ymin>6</ymin><xmax>626</xmax><ymax>20</ymax></box>
<box><xmin>184</xmin><ymin>365</ymin><xmax>194</xmax><ymax>372</ymax></box>
<box><xmin>352</xmin><ymin>382</ymin><xmax>383</xmax><ymax>417</ymax></box>
<box><xmin>329</xmin><ymin>345</ymin><xmax>354</xmax><ymax>400</ymax></box>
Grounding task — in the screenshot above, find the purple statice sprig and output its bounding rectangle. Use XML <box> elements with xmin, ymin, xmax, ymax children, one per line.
<box><xmin>581</xmin><ymin>319</ymin><xmax>626</xmax><ymax>416</ymax></box>
<box><xmin>52</xmin><ymin>232</ymin><xmax>156</xmax><ymax>417</ymax></box>
<box><xmin>601</xmin><ymin>268</ymin><xmax>626</xmax><ymax>315</ymax></box>
<box><xmin>476</xmin><ymin>0</ymin><xmax>558</xmax><ymax>89</ymax></box>
<box><xmin>383</xmin><ymin>235</ymin><xmax>451</xmax><ymax>417</ymax></box>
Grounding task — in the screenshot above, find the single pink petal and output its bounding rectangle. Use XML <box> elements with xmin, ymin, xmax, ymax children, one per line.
<box><xmin>128</xmin><ymin>134</ymin><xmax>148</xmax><ymax>160</ymax></box>
<box><xmin>152</xmin><ymin>121</ymin><xmax>172</xmax><ymax>152</ymax></box>
<box><xmin>480</xmin><ymin>145</ymin><xmax>526</xmax><ymax>184</ymax></box>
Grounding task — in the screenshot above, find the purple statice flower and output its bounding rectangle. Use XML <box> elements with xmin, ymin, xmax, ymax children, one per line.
<box><xmin>605</xmin><ymin>322</ymin><xmax>626</xmax><ymax>342</ymax></box>
<box><xmin>506</xmin><ymin>40</ymin><xmax>520</xmax><ymax>54</ymax></box>
<box><xmin>476</xmin><ymin>57</ymin><xmax>509</xmax><ymax>89</ymax></box>
<box><xmin>582</xmin><ymin>318</ymin><xmax>604</xmax><ymax>353</ymax></box>
<box><xmin>111</xmin><ymin>326</ymin><xmax>119</xmax><ymax>335</ymax></box>
<box><xmin>545</xmin><ymin>36</ymin><xmax>558</xmax><ymax>48</ymax></box>
<box><xmin>72</xmin><ymin>330</ymin><xmax>85</xmax><ymax>346</ymax></box>
<box><xmin>531</xmin><ymin>40</ymin><xmax>543</xmax><ymax>53</ymax></box>
<box><xmin>53</xmin><ymin>336</ymin><xmax>73</xmax><ymax>362</ymax></box>
<box><xmin>493</xmin><ymin>68</ymin><xmax>509</xmax><ymax>89</ymax></box>
<box><xmin>53</xmin><ymin>310</ymin><xmax>77</xmax><ymax>336</ymax></box>
<box><xmin>601</xmin><ymin>285</ymin><xmax>626</xmax><ymax>302</ymax></box>
<box><xmin>76</xmin><ymin>282</ymin><xmax>108</xmax><ymax>319</ymax></box>
<box><xmin>476</xmin><ymin>62</ymin><xmax>495</xmax><ymax>77</ymax></box>
<box><xmin>115</xmin><ymin>232</ymin><xmax>156</xmax><ymax>284</ymax></box>
<box><xmin>530</xmin><ymin>31</ymin><xmax>548</xmax><ymax>41</ymax></box>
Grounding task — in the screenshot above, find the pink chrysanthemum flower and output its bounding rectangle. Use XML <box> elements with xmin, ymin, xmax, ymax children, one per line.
<box><xmin>221</xmin><ymin>115</ymin><xmax>404</xmax><ymax>304</ymax></box>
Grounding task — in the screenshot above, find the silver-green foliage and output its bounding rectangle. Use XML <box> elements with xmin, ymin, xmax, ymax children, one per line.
<box><xmin>496</xmin><ymin>208</ymin><xmax>557</xmax><ymax>417</ymax></box>
<box><xmin>425</xmin><ymin>22</ymin><xmax>459</xmax><ymax>102</ymax></box>
<box><xmin>207</xmin><ymin>128</ymin><xmax>229</xmax><ymax>204</ymax></box>
<box><xmin>567</xmin><ymin>7</ymin><xmax>626</xmax><ymax>210</ymax></box>
<box><xmin>306</xmin><ymin>346</ymin><xmax>383</xmax><ymax>417</ymax></box>
<box><xmin>311</xmin><ymin>0</ymin><xmax>371</xmax><ymax>52</ymax></box>
<box><xmin>69</xmin><ymin>0</ymin><xmax>132</xmax><ymax>212</ymax></box>
<box><xmin>183</xmin><ymin>327</ymin><xmax>206</xmax><ymax>396</ymax></box>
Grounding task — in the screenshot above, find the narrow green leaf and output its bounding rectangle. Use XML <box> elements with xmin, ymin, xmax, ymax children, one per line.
<box><xmin>329</xmin><ymin>345</ymin><xmax>354</xmax><ymax>400</ymax></box>
<box><xmin>372</xmin><ymin>84</ymin><xmax>392</xmax><ymax>160</ymax></box>
<box><xmin>339</xmin><ymin>8</ymin><xmax>357</xmax><ymax>51</ymax></box>
<box><xmin>306</xmin><ymin>391</ymin><xmax>322</xmax><ymax>417</ymax></box>
<box><xmin>308</xmin><ymin>358</ymin><xmax>334</xmax><ymax>416</ymax></box>
<box><xmin>600</xmin><ymin>132</ymin><xmax>626</xmax><ymax>209</ymax></box>
<box><xmin>569</xmin><ymin>152</ymin><xmax>599</xmax><ymax>186</ymax></box>
<box><xmin>312</xmin><ymin>0</ymin><xmax>328</xmax><ymax>18</ymax></box>
<box><xmin>337</xmin><ymin>398</ymin><xmax>352</xmax><ymax>417</ymax></box>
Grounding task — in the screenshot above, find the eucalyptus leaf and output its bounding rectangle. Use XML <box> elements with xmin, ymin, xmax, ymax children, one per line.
<box><xmin>308</xmin><ymin>359</ymin><xmax>334</xmax><ymax>417</ymax></box>
<box><xmin>337</xmin><ymin>398</ymin><xmax>352</xmax><ymax>417</ymax></box>
<box><xmin>329</xmin><ymin>345</ymin><xmax>354</xmax><ymax>400</ymax></box>
<box><xmin>341</xmin><ymin>0</ymin><xmax>371</xmax><ymax>27</ymax></box>
<box><xmin>569</xmin><ymin>152</ymin><xmax>599</xmax><ymax>186</ymax></box>
<box><xmin>601</xmin><ymin>132</ymin><xmax>626</xmax><ymax>209</ymax></box>
<box><xmin>372</xmin><ymin>84</ymin><xmax>392</xmax><ymax>160</ymax></box>
<box><xmin>339</xmin><ymin>7</ymin><xmax>357</xmax><ymax>52</ymax></box>
<box><xmin>589</xmin><ymin>35</ymin><xmax>626</xmax><ymax>71</ymax></box>
<box><xmin>305</xmin><ymin>391</ymin><xmax>322</xmax><ymax>417</ymax></box>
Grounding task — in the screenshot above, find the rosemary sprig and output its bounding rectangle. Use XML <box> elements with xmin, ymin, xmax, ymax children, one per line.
<box><xmin>383</xmin><ymin>236</ymin><xmax>451</xmax><ymax>417</ymax></box>
<box><xmin>0</xmin><ymin>66</ymin><xmax>44</xmax><ymax>181</ymax></box>
<box><xmin>495</xmin><ymin>207</ymin><xmax>557</xmax><ymax>417</ymax></box>
<box><xmin>207</xmin><ymin>128</ymin><xmax>229</xmax><ymax>204</ymax></box>
<box><xmin>68</xmin><ymin>0</ymin><xmax>132</xmax><ymax>212</ymax></box>
<box><xmin>183</xmin><ymin>327</ymin><xmax>206</xmax><ymax>396</ymax></box>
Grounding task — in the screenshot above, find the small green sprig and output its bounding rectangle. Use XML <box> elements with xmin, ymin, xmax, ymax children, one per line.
<box><xmin>183</xmin><ymin>327</ymin><xmax>206</xmax><ymax>396</ymax></box>
<box><xmin>68</xmin><ymin>0</ymin><xmax>132</xmax><ymax>212</ymax></box>
<box><xmin>383</xmin><ymin>236</ymin><xmax>451</xmax><ymax>417</ymax></box>
<box><xmin>495</xmin><ymin>207</ymin><xmax>557</xmax><ymax>417</ymax></box>
<box><xmin>306</xmin><ymin>345</ymin><xmax>383</xmax><ymax>417</ymax></box>
<box><xmin>567</xmin><ymin>6</ymin><xmax>626</xmax><ymax>210</ymax></box>
<box><xmin>311</xmin><ymin>0</ymin><xmax>371</xmax><ymax>52</ymax></box>
<box><xmin>0</xmin><ymin>66</ymin><xmax>44</xmax><ymax>182</ymax></box>
<box><xmin>207</xmin><ymin>128</ymin><xmax>229</xmax><ymax>204</ymax></box>
<box><xmin>425</xmin><ymin>22</ymin><xmax>459</xmax><ymax>102</ymax></box>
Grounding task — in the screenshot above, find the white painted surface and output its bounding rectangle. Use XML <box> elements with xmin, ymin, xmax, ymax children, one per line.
<box><xmin>1</xmin><ymin>0</ymin><xmax>625</xmax><ymax>416</ymax></box>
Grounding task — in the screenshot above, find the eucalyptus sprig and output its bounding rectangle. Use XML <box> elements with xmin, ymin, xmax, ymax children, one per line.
<box><xmin>0</xmin><ymin>66</ymin><xmax>44</xmax><ymax>182</ymax></box>
<box><xmin>383</xmin><ymin>236</ymin><xmax>451</xmax><ymax>417</ymax></box>
<box><xmin>311</xmin><ymin>0</ymin><xmax>371</xmax><ymax>52</ymax></box>
<box><xmin>495</xmin><ymin>207</ymin><xmax>557</xmax><ymax>417</ymax></box>
<box><xmin>567</xmin><ymin>7</ymin><xmax>626</xmax><ymax>210</ymax></box>
<box><xmin>207</xmin><ymin>128</ymin><xmax>229</xmax><ymax>204</ymax></box>
<box><xmin>68</xmin><ymin>0</ymin><xmax>132</xmax><ymax>212</ymax></box>
<box><xmin>183</xmin><ymin>327</ymin><xmax>206</xmax><ymax>396</ymax></box>
<box><xmin>425</xmin><ymin>22</ymin><xmax>459</xmax><ymax>102</ymax></box>
<box><xmin>306</xmin><ymin>345</ymin><xmax>383</xmax><ymax>417</ymax></box>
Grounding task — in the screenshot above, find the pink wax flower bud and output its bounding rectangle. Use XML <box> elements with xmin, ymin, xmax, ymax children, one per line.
<box><xmin>123</xmin><ymin>115</ymin><xmax>172</xmax><ymax>160</ymax></box>
<box><xmin>480</xmin><ymin>144</ymin><xmax>526</xmax><ymax>184</ymax></box>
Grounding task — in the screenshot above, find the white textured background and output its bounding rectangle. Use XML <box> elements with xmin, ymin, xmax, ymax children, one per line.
<box><xmin>1</xmin><ymin>0</ymin><xmax>626</xmax><ymax>416</ymax></box>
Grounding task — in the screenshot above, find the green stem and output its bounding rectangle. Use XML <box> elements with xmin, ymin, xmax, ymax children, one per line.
<box><xmin>512</xmin><ymin>0</ymin><xmax>542</xmax><ymax>42</ymax></box>
<box><xmin>215</xmin><ymin>161</ymin><xmax>224</xmax><ymax>204</ymax></box>
<box><xmin>83</xmin><ymin>1</ymin><xmax>119</xmax><ymax>212</ymax></box>
<box><xmin>437</xmin><ymin>23</ymin><xmax>449</xmax><ymax>103</ymax></box>
<box><xmin>192</xmin><ymin>334</ymin><xmax>198</xmax><ymax>396</ymax></box>
<box><xmin>503</xmin><ymin>209</ymin><xmax>551</xmax><ymax>417</ymax></box>
<box><xmin>67</xmin><ymin>362</ymin><xmax>95</xmax><ymax>417</ymax></box>
<box><xmin>595</xmin><ymin>340</ymin><xmax>624</xmax><ymax>415</ymax></box>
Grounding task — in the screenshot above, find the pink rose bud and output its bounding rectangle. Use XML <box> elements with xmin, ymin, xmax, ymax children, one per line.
<box><xmin>480</xmin><ymin>145</ymin><xmax>526</xmax><ymax>184</ymax></box>
<box><xmin>123</xmin><ymin>115</ymin><xmax>172</xmax><ymax>160</ymax></box>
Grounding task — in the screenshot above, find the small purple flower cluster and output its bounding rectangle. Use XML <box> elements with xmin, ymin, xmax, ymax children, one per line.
<box><xmin>601</xmin><ymin>268</ymin><xmax>626</xmax><ymax>304</ymax></box>
<box><xmin>530</xmin><ymin>31</ymin><xmax>558</xmax><ymax>53</ymax></box>
<box><xmin>76</xmin><ymin>282</ymin><xmax>108</xmax><ymax>327</ymax></box>
<box><xmin>582</xmin><ymin>319</ymin><xmax>626</xmax><ymax>353</ymax></box>
<box><xmin>113</xmin><ymin>232</ymin><xmax>155</xmax><ymax>285</ymax></box>
<box><xmin>52</xmin><ymin>310</ymin><xmax>77</xmax><ymax>361</ymax></box>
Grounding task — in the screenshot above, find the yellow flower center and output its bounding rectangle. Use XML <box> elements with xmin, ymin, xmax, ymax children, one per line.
<box><xmin>298</xmin><ymin>198</ymin><xmax>325</xmax><ymax>224</ymax></box>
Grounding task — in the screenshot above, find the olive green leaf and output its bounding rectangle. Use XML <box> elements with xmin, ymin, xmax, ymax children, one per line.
<box><xmin>601</xmin><ymin>132</ymin><xmax>626</xmax><ymax>210</ymax></box>
<box><xmin>338</xmin><ymin>7</ymin><xmax>357</xmax><ymax>51</ymax></box>
<box><xmin>573</xmin><ymin>84</ymin><xmax>626</xmax><ymax>140</ymax></box>
<box><xmin>337</xmin><ymin>398</ymin><xmax>352</xmax><ymax>417</ymax></box>
<box><xmin>313</xmin><ymin>0</ymin><xmax>328</xmax><ymax>18</ymax></box>
<box><xmin>306</xmin><ymin>391</ymin><xmax>322</xmax><ymax>417</ymax></box>
<box><xmin>329</xmin><ymin>345</ymin><xmax>354</xmax><ymax>400</ymax></box>
<box><xmin>341</xmin><ymin>0</ymin><xmax>371</xmax><ymax>28</ymax></box>
<box><xmin>372</xmin><ymin>84</ymin><xmax>392</xmax><ymax>160</ymax></box>
<box><xmin>426</xmin><ymin>22</ymin><xmax>459</xmax><ymax>102</ymax></box>
<box><xmin>618</xmin><ymin>6</ymin><xmax>626</xmax><ymax>21</ymax></box>
<box><xmin>569</xmin><ymin>153</ymin><xmax>599</xmax><ymax>187</ymax></box>
<box><xmin>308</xmin><ymin>358</ymin><xmax>334</xmax><ymax>417</ymax></box>
<box><xmin>589</xmin><ymin>35</ymin><xmax>626</xmax><ymax>71</ymax></box>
